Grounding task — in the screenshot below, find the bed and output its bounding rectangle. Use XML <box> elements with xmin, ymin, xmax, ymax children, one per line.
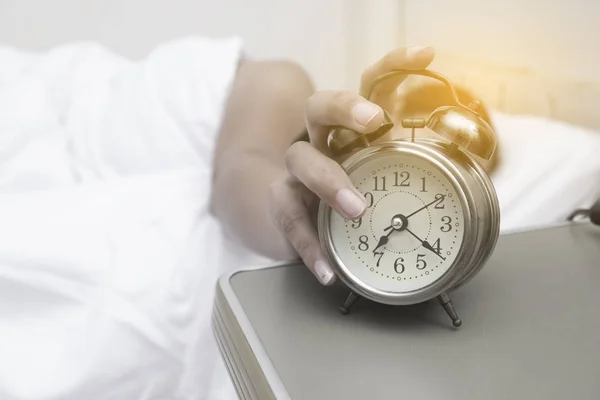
<box><xmin>0</xmin><ymin>1</ymin><xmax>599</xmax><ymax>399</ymax></box>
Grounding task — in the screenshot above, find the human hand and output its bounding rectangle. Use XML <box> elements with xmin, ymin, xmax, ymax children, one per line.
<box><xmin>267</xmin><ymin>45</ymin><xmax>435</xmax><ymax>286</ymax></box>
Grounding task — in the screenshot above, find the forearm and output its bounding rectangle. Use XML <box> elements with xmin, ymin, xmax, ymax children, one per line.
<box><xmin>212</xmin><ymin>152</ymin><xmax>294</xmax><ymax>260</ymax></box>
<box><xmin>210</xmin><ymin>59</ymin><xmax>314</xmax><ymax>259</ymax></box>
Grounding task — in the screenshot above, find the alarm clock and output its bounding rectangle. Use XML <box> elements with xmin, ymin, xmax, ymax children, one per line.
<box><xmin>317</xmin><ymin>70</ymin><xmax>500</xmax><ymax>328</ymax></box>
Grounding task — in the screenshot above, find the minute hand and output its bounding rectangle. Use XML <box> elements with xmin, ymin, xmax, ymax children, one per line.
<box><xmin>406</xmin><ymin>195</ymin><xmax>445</xmax><ymax>218</ymax></box>
<box><xmin>405</xmin><ymin>228</ymin><xmax>446</xmax><ymax>260</ymax></box>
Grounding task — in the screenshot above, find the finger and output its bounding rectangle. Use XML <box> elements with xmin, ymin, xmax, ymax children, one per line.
<box><xmin>360</xmin><ymin>45</ymin><xmax>435</xmax><ymax>109</ymax></box>
<box><xmin>268</xmin><ymin>179</ymin><xmax>336</xmax><ymax>286</ymax></box>
<box><xmin>286</xmin><ymin>141</ymin><xmax>366</xmax><ymax>220</ymax></box>
<box><xmin>360</xmin><ymin>45</ymin><xmax>436</xmax><ymax>97</ymax></box>
<box><xmin>305</xmin><ymin>90</ymin><xmax>390</xmax><ymax>153</ymax></box>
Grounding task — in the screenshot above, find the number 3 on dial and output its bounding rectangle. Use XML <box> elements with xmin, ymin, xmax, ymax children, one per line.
<box><xmin>441</xmin><ymin>216</ymin><xmax>452</xmax><ymax>232</ymax></box>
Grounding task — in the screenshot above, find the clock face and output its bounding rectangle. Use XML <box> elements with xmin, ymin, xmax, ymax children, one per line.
<box><xmin>329</xmin><ymin>152</ymin><xmax>466</xmax><ymax>294</ymax></box>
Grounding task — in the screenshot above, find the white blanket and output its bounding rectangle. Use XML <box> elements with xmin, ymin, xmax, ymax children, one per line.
<box><xmin>0</xmin><ymin>38</ymin><xmax>243</xmax><ymax>399</ymax></box>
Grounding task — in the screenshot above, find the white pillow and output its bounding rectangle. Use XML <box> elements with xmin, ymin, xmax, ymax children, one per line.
<box><xmin>490</xmin><ymin>111</ymin><xmax>600</xmax><ymax>233</ymax></box>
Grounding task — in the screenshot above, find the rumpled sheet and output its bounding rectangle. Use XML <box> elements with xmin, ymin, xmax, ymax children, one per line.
<box><xmin>0</xmin><ymin>37</ymin><xmax>244</xmax><ymax>400</ymax></box>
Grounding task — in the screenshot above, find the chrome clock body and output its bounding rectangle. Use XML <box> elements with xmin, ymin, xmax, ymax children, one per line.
<box><xmin>316</xmin><ymin>69</ymin><xmax>501</xmax><ymax>327</ymax></box>
<box><xmin>317</xmin><ymin>139</ymin><xmax>500</xmax><ymax>324</ymax></box>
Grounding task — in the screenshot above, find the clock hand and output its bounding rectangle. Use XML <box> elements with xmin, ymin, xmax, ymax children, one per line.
<box><xmin>373</xmin><ymin>214</ymin><xmax>409</xmax><ymax>253</ymax></box>
<box><xmin>373</xmin><ymin>229</ymin><xmax>393</xmax><ymax>253</ymax></box>
<box><xmin>406</xmin><ymin>195</ymin><xmax>446</xmax><ymax>218</ymax></box>
<box><xmin>405</xmin><ymin>228</ymin><xmax>446</xmax><ymax>260</ymax></box>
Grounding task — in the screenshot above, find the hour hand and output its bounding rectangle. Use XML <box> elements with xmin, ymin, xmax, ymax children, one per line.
<box><xmin>373</xmin><ymin>215</ymin><xmax>409</xmax><ymax>253</ymax></box>
<box><xmin>373</xmin><ymin>231</ymin><xmax>391</xmax><ymax>253</ymax></box>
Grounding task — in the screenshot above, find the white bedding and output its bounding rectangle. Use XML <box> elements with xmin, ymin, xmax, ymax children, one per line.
<box><xmin>1</xmin><ymin>37</ymin><xmax>600</xmax><ymax>400</ymax></box>
<box><xmin>490</xmin><ymin>111</ymin><xmax>600</xmax><ymax>232</ymax></box>
<box><xmin>0</xmin><ymin>38</ymin><xmax>243</xmax><ymax>399</ymax></box>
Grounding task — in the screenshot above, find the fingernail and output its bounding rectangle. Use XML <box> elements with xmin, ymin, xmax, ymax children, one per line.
<box><xmin>315</xmin><ymin>259</ymin><xmax>335</xmax><ymax>285</ymax></box>
<box><xmin>352</xmin><ymin>103</ymin><xmax>381</xmax><ymax>127</ymax></box>
<box><xmin>336</xmin><ymin>188</ymin><xmax>366</xmax><ymax>218</ymax></box>
<box><xmin>407</xmin><ymin>45</ymin><xmax>432</xmax><ymax>57</ymax></box>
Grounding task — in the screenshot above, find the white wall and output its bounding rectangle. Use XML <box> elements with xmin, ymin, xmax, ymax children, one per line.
<box><xmin>5</xmin><ymin>0</ymin><xmax>599</xmax><ymax>103</ymax></box>
<box><xmin>0</xmin><ymin>0</ymin><xmax>406</xmax><ymax>91</ymax></box>
<box><xmin>403</xmin><ymin>0</ymin><xmax>600</xmax><ymax>128</ymax></box>
<box><xmin>343</xmin><ymin>0</ymin><xmax>406</xmax><ymax>92</ymax></box>
<box><xmin>405</xmin><ymin>0</ymin><xmax>600</xmax><ymax>83</ymax></box>
<box><xmin>0</xmin><ymin>0</ymin><xmax>347</xmax><ymax>89</ymax></box>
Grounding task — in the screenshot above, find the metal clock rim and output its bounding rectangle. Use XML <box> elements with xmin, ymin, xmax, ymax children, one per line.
<box><xmin>318</xmin><ymin>140</ymin><xmax>479</xmax><ymax>306</ymax></box>
<box><xmin>449</xmin><ymin>152</ymin><xmax>501</xmax><ymax>290</ymax></box>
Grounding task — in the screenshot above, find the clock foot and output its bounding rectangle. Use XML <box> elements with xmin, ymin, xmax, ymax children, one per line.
<box><xmin>339</xmin><ymin>291</ymin><xmax>360</xmax><ymax>315</ymax></box>
<box><xmin>437</xmin><ymin>292</ymin><xmax>462</xmax><ymax>328</ymax></box>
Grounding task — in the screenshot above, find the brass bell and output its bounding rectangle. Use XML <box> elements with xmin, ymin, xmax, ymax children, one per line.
<box><xmin>427</xmin><ymin>101</ymin><xmax>497</xmax><ymax>160</ymax></box>
<box><xmin>362</xmin><ymin>69</ymin><xmax>498</xmax><ymax>160</ymax></box>
<box><xmin>328</xmin><ymin>70</ymin><xmax>497</xmax><ymax>160</ymax></box>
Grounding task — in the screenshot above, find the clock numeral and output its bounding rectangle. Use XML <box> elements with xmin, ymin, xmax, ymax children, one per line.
<box><xmin>365</xmin><ymin>192</ymin><xmax>374</xmax><ymax>208</ymax></box>
<box><xmin>351</xmin><ymin>218</ymin><xmax>362</xmax><ymax>229</ymax></box>
<box><xmin>394</xmin><ymin>257</ymin><xmax>405</xmax><ymax>274</ymax></box>
<box><xmin>394</xmin><ymin>171</ymin><xmax>410</xmax><ymax>187</ymax></box>
<box><xmin>441</xmin><ymin>216</ymin><xmax>452</xmax><ymax>232</ymax></box>
<box><xmin>358</xmin><ymin>235</ymin><xmax>369</xmax><ymax>251</ymax></box>
<box><xmin>434</xmin><ymin>193</ymin><xmax>445</xmax><ymax>209</ymax></box>
<box><xmin>420</xmin><ymin>177</ymin><xmax>427</xmax><ymax>192</ymax></box>
<box><xmin>373</xmin><ymin>176</ymin><xmax>387</xmax><ymax>191</ymax></box>
<box><xmin>416</xmin><ymin>254</ymin><xmax>427</xmax><ymax>270</ymax></box>
<box><xmin>374</xmin><ymin>251</ymin><xmax>384</xmax><ymax>267</ymax></box>
<box><xmin>432</xmin><ymin>238</ymin><xmax>442</xmax><ymax>255</ymax></box>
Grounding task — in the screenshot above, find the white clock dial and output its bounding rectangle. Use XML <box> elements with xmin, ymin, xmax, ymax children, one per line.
<box><xmin>329</xmin><ymin>153</ymin><xmax>466</xmax><ymax>294</ymax></box>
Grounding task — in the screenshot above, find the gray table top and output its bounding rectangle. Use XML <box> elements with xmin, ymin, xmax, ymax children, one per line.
<box><xmin>229</xmin><ymin>223</ymin><xmax>600</xmax><ymax>400</ymax></box>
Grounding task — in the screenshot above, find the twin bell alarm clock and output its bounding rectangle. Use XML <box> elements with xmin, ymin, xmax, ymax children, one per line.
<box><xmin>317</xmin><ymin>70</ymin><xmax>500</xmax><ymax>328</ymax></box>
